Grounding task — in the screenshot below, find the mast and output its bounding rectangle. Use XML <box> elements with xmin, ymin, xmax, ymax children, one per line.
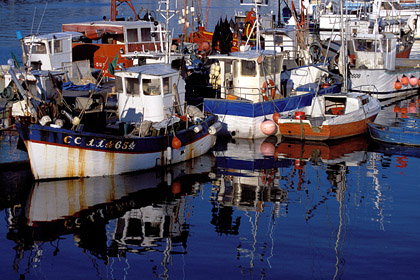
<box><xmin>157</xmin><ymin>1</ymin><xmax>179</xmax><ymax>63</ymax></box>
<box><xmin>340</xmin><ymin>0</ymin><xmax>348</xmax><ymax>92</ymax></box>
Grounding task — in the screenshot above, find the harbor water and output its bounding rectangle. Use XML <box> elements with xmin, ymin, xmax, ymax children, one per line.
<box><xmin>1</xmin><ymin>1</ymin><xmax>420</xmax><ymax>279</ymax></box>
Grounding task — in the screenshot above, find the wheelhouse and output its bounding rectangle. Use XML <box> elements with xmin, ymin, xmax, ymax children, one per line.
<box><xmin>115</xmin><ymin>64</ymin><xmax>185</xmax><ymax>123</ymax></box>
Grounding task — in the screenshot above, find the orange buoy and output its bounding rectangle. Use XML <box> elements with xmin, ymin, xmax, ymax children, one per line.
<box><xmin>401</xmin><ymin>75</ymin><xmax>409</xmax><ymax>86</ymax></box>
<box><xmin>394</xmin><ymin>79</ymin><xmax>402</xmax><ymax>90</ymax></box>
<box><xmin>295</xmin><ymin>111</ymin><xmax>305</xmax><ymax>120</ymax></box>
<box><xmin>321</xmin><ymin>82</ymin><xmax>330</xmax><ymax>88</ymax></box>
<box><xmin>172</xmin><ymin>135</ymin><xmax>182</xmax><ymax>149</ymax></box>
<box><xmin>394</xmin><ymin>106</ymin><xmax>401</xmax><ymax>113</ymax></box>
<box><xmin>409</xmin><ymin>76</ymin><xmax>418</xmax><ymax>86</ymax></box>
<box><xmin>272</xmin><ymin>112</ymin><xmax>280</xmax><ymax>123</ymax></box>
<box><xmin>172</xmin><ymin>181</ymin><xmax>181</xmax><ymax>194</ymax></box>
<box><xmin>401</xmin><ymin>107</ymin><xmax>408</xmax><ymax>114</ymax></box>
<box><xmin>260</xmin><ymin>119</ymin><xmax>277</xmax><ymax>135</ymax></box>
<box><xmin>260</xmin><ymin>142</ymin><xmax>276</xmax><ymax>156</ymax></box>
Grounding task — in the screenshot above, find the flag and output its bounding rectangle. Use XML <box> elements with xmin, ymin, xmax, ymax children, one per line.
<box><xmin>108</xmin><ymin>52</ymin><xmax>119</xmax><ymax>76</ymax></box>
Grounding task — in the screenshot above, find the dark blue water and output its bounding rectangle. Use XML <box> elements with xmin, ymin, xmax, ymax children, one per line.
<box><xmin>1</xmin><ymin>1</ymin><xmax>420</xmax><ymax>279</ymax></box>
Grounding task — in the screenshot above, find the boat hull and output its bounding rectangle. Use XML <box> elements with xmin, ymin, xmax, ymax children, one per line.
<box><xmin>15</xmin><ymin>115</ymin><xmax>218</xmax><ymax>180</ymax></box>
<box><xmin>278</xmin><ymin>115</ymin><xmax>377</xmax><ymax>141</ymax></box>
<box><xmin>350</xmin><ymin>68</ymin><xmax>420</xmax><ymax>100</ymax></box>
<box><xmin>203</xmin><ymin>83</ymin><xmax>341</xmax><ymax>139</ymax></box>
<box><xmin>368</xmin><ymin>122</ymin><xmax>420</xmax><ymax>146</ymax></box>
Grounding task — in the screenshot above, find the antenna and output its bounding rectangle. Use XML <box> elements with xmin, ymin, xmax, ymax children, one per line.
<box><xmin>157</xmin><ymin>1</ymin><xmax>179</xmax><ymax>63</ymax></box>
<box><xmin>30</xmin><ymin>7</ymin><xmax>37</xmax><ymax>35</ymax></box>
<box><xmin>37</xmin><ymin>2</ymin><xmax>48</xmax><ymax>34</ymax></box>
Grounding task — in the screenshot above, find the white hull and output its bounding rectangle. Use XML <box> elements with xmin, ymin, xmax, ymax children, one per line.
<box><xmin>25</xmin><ymin>135</ymin><xmax>215</xmax><ymax>180</ymax></box>
<box><xmin>350</xmin><ymin>68</ymin><xmax>420</xmax><ymax>99</ymax></box>
<box><xmin>215</xmin><ymin>113</ymin><xmax>278</xmax><ymax>139</ymax></box>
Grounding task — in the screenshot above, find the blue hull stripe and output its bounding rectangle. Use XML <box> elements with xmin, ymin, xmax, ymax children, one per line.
<box><xmin>204</xmin><ymin>84</ymin><xmax>341</xmax><ymax>117</ymax></box>
<box><xmin>16</xmin><ymin>115</ymin><xmax>217</xmax><ymax>154</ymax></box>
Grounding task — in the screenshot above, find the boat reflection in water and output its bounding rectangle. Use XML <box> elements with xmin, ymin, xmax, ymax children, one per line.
<box><xmin>275</xmin><ymin>134</ymin><xmax>370</xmax><ymax>166</ymax></box>
<box><xmin>211</xmin><ymin>135</ymin><xmax>371</xmax><ymax>276</ymax></box>
<box><xmin>212</xmin><ymin>136</ymin><xmax>289</xmax><ymax>212</ymax></box>
<box><xmin>276</xmin><ymin>135</ymin><xmax>371</xmax><ymax>278</ymax></box>
<box><xmin>7</xmin><ymin>154</ymin><xmax>215</xmax><ymax>277</ymax></box>
<box><xmin>5</xmin><ymin>133</ymin><xmax>396</xmax><ymax>279</ymax></box>
<box><xmin>211</xmin><ymin>136</ymin><xmax>288</xmax><ymax>270</ymax></box>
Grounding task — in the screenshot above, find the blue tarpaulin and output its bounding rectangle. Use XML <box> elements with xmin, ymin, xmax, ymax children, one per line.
<box><xmin>63</xmin><ymin>81</ymin><xmax>99</xmax><ymax>91</ymax></box>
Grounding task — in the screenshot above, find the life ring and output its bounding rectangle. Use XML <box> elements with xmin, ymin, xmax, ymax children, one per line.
<box><xmin>262</xmin><ymin>79</ymin><xmax>275</xmax><ymax>101</ymax></box>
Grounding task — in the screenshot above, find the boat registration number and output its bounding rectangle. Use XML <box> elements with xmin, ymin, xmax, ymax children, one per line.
<box><xmin>64</xmin><ymin>136</ymin><xmax>136</xmax><ymax>150</ymax></box>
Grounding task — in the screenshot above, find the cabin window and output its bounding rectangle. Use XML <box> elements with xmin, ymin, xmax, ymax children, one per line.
<box><xmin>127</xmin><ymin>29</ymin><xmax>139</xmax><ymax>43</ymax></box>
<box><xmin>115</xmin><ymin>76</ymin><xmax>123</xmax><ymax>92</ymax></box>
<box><xmin>382</xmin><ymin>39</ymin><xmax>390</xmax><ymax>52</ymax></box>
<box><xmin>262</xmin><ymin>56</ymin><xmax>281</xmax><ymax>75</ymax></box>
<box><xmin>225</xmin><ymin>61</ymin><xmax>232</xmax><ymax>74</ymax></box>
<box><xmin>241</xmin><ymin>60</ymin><xmax>256</xmax><ymax>77</ymax></box>
<box><xmin>354</xmin><ymin>39</ymin><xmax>380</xmax><ymax>52</ymax></box>
<box><xmin>324</xmin><ymin>97</ymin><xmax>346</xmax><ymax>115</ymax></box>
<box><xmin>141</xmin><ymin>28</ymin><xmax>152</xmax><ymax>42</ymax></box>
<box><xmin>53</xmin><ymin>40</ymin><xmax>63</xmax><ymax>53</ymax></box>
<box><xmin>361</xmin><ymin>97</ymin><xmax>369</xmax><ymax>106</ymax></box>
<box><xmin>31</xmin><ymin>43</ymin><xmax>47</xmax><ymax>54</ymax></box>
<box><xmin>274</xmin><ymin>35</ymin><xmax>283</xmax><ymax>47</ymax></box>
<box><xmin>163</xmin><ymin>77</ymin><xmax>171</xmax><ymax>94</ymax></box>
<box><xmin>142</xmin><ymin>78</ymin><xmax>161</xmax><ymax>95</ymax></box>
<box><xmin>233</xmin><ymin>61</ymin><xmax>238</xmax><ymax>78</ymax></box>
<box><xmin>126</xmin><ymin>77</ymin><xmax>140</xmax><ymax>95</ymax></box>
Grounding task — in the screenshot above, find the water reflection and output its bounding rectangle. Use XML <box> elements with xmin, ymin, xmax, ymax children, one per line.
<box><xmin>211</xmin><ymin>137</ymin><xmax>287</xmax><ymax>274</ymax></box>
<box><xmin>0</xmin><ymin>130</ymin><xmax>28</xmax><ymax>165</ymax></box>
<box><xmin>6</xmin><ymin>154</ymin><xmax>215</xmax><ymax>278</ymax></box>
<box><xmin>3</xmin><ymin>133</ymin><xmax>420</xmax><ymax>278</ymax></box>
<box><xmin>211</xmin><ymin>136</ymin><xmax>287</xmax><ymax>233</ymax></box>
<box><xmin>211</xmin><ymin>135</ymin><xmax>372</xmax><ymax>277</ymax></box>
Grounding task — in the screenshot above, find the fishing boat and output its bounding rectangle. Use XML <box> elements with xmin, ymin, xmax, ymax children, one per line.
<box><xmin>202</xmin><ymin>0</ymin><xmax>342</xmax><ymax>140</ymax></box>
<box><xmin>14</xmin><ymin>61</ymin><xmax>221</xmax><ymax>180</ymax></box>
<box><xmin>202</xmin><ymin>52</ymin><xmax>341</xmax><ymax>139</ymax></box>
<box><xmin>348</xmin><ymin>32</ymin><xmax>420</xmax><ymax>100</ymax></box>
<box><xmin>368</xmin><ymin>119</ymin><xmax>420</xmax><ymax>146</ymax></box>
<box><xmin>61</xmin><ymin>0</ymin><xmax>168</xmax><ymax>76</ymax></box>
<box><xmin>276</xmin><ymin>92</ymin><xmax>381</xmax><ymax>141</ymax></box>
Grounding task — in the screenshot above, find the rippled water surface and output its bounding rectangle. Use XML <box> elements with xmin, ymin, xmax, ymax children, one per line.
<box><xmin>1</xmin><ymin>1</ymin><xmax>420</xmax><ymax>279</ymax></box>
